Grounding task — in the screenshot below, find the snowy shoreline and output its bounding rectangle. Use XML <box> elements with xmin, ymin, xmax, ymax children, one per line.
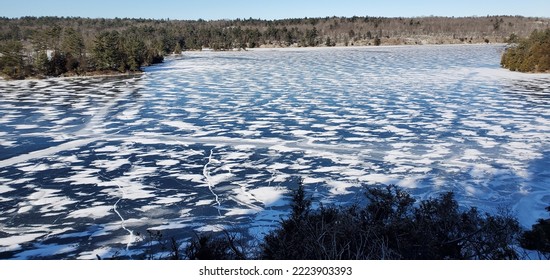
<box><xmin>3</xmin><ymin>43</ymin><xmax>550</xmax><ymax>83</ymax></box>
<box><xmin>0</xmin><ymin>71</ymin><xmax>144</xmax><ymax>83</ymax></box>
<box><xmin>2</xmin><ymin>43</ymin><xmax>539</xmax><ymax>83</ymax></box>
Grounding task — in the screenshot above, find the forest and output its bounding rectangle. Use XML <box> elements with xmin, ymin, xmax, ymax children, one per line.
<box><xmin>1</xmin><ymin>15</ymin><xmax>550</xmax><ymax>79</ymax></box>
<box><xmin>501</xmin><ymin>28</ymin><xmax>550</xmax><ymax>72</ymax></box>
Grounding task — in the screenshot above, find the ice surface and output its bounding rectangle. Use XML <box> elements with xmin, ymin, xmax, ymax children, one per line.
<box><xmin>1</xmin><ymin>45</ymin><xmax>549</xmax><ymax>259</ymax></box>
<box><xmin>68</xmin><ymin>205</ymin><xmax>113</xmax><ymax>219</ymax></box>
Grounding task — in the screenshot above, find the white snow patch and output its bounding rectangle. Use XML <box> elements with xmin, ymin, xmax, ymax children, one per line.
<box><xmin>463</xmin><ymin>149</ymin><xmax>483</xmax><ymax>160</ymax></box>
<box><xmin>225</xmin><ymin>208</ymin><xmax>259</xmax><ymax>216</ymax></box>
<box><xmin>234</xmin><ymin>129</ymin><xmax>260</xmax><ymax>137</ymax></box>
<box><xmin>94</xmin><ymin>145</ymin><xmax>120</xmax><ymax>153</ymax></box>
<box><xmin>0</xmin><ymin>233</ymin><xmax>45</xmax><ymax>251</ymax></box>
<box><xmin>155</xmin><ymin>197</ymin><xmax>183</xmax><ymax>204</ymax></box>
<box><xmin>290</xmin><ymin>130</ymin><xmax>311</xmax><ymax>137</ymax></box>
<box><xmin>326</xmin><ymin>180</ymin><xmax>356</xmax><ymax>195</ymax></box>
<box><xmin>0</xmin><ymin>185</ymin><xmax>15</xmax><ymax>194</ymax></box>
<box><xmin>224</xmin><ymin>152</ymin><xmax>249</xmax><ymax>160</ymax></box>
<box><xmin>177</xmin><ymin>174</ymin><xmax>204</xmax><ymax>183</ymax></box>
<box><xmin>14</xmin><ymin>124</ymin><xmax>39</xmax><ymax>130</ymax></box>
<box><xmin>209</xmin><ymin>173</ymin><xmax>234</xmax><ymax>186</ymax></box>
<box><xmin>196</xmin><ymin>199</ymin><xmax>213</xmax><ymax>206</ymax></box>
<box><xmin>69</xmin><ymin>205</ymin><xmax>113</xmax><ymax>219</ymax></box>
<box><xmin>359</xmin><ymin>174</ymin><xmax>399</xmax><ymax>185</ymax></box>
<box><xmin>196</xmin><ymin>224</ymin><xmax>225</xmax><ymax>232</ymax></box>
<box><xmin>156</xmin><ymin>159</ymin><xmax>179</xmax><ymax>166</ymax></box>
<box><xmin>268</xmin><ymin>163</ymin><xmax>289</xmax><ymax>170</ymax></box>
<box><xmin>249</xmin><ymin>187</ymin><xmax>287</xmax><ymax>207</ymax></box>
<box><xmin>0</xmin><ymin>138</ymin><xmax>96</xmax><ymax>169</ymax></box>
<box><xmin>14</xmin><ymin>243</ymin><xmax>79</xmax><ymax>259</ymax></box>
<box><xmin>18</xmin><ymin>163</ymin><xmax>50</xmax><ymax>172</ymax></box>
<box><xmin>93</xmin><ymin>158</ymin><xmax>129</xmax><ymax>172</ymax></box>
<box><xmin>163</xmin><ymin>120</ymin><xmax>198</xmax><ymax>131</ymax></box>
<box><xmin>118</xmin><ymin>108</ymin><xmax>140</xmax><ymax>120</ymax></box>
<box><xmin>235</xmin><ymin>145</ymin><xmax>256</xmax><ymax>150</ymax></box>
<box><xmin>77</xmin><ymin>247</ymin><xmax>116</xmax><ymax>260</ymax></box>
<box><xmin>269</xmin><ymin>144</ymin><xmax>298</xmax><ymax>152</ymax></box>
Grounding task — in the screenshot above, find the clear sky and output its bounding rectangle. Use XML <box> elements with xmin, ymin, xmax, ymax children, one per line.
<box><xmin>2</xmin><ymin>0</ymin><xmax>549</xmax><ymax>20</ymax></box>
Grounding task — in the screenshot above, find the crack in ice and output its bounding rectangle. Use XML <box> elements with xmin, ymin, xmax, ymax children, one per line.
<box><xmin>203</xmin><ymin>148</ymin><xmax>222</xmax><ymax>216</ymax></box>
<box><xmin>95</xmin><ymin>170</ymin><xmax>136</xmax><ymax>252</ymax></box>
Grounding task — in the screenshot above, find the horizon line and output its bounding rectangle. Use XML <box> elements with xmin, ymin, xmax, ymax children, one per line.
<box><xmin>3</xmin><ymin>14</ymin><xmax>549</xmax><ymax>22</ymax></box>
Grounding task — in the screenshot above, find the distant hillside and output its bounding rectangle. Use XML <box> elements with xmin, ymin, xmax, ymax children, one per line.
<box><xmin>1</xmin><ymin>16</ymin><xmax>550</xmax><ymax>79</ymax></box>
<box><xmin>2</xmin><ymin>15</ymin><xmax>549</xmax><ymax>48</ymax></box>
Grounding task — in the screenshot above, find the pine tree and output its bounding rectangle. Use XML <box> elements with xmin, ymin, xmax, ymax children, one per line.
<box><xmin>0</xmin><ymin>40</ymin><xmax>25</xmax><ymax>79</ymax></box>
<box><xmin>501</xmin><ymin>29</ymin><xmax>550</xmax><ymax>72</ymax></box>
<box><xmin>93</xmin><ymin>31</ymin><xmax>124</xmax><ymax>71</ymax></box>
<box><xmin>123</xmin><ymin>34</ymin><xmax>146</xmax><ymax>71</ymax></box>
<box><xmin>62</xmin><ymin>28</ymin><xmax>85</xmax><ymax>73</ymax></box>
<box><xmin>521</xmin><ymin>206</ymin><xmax>550</xmax><ymax>259</ymax></box>
<box><xmin>33</xmin><ymin>50</ymin><xmax>49</xmax><ymax>77</ymax></box>
<box><xmin>49</xmin><ymin>51</ymin><xmax>67</xmax><ymax>76</ymax></box>
<box><xmin>173</xmin><ymin>41</ymin><xmax>182</xmax><ymax>54</ymax></box>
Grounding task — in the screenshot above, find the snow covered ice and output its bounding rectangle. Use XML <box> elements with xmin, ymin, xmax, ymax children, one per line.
<box><xmin>0</xmin><ymin>45</ymin><xmax>549</xmax><ymax>259</ymax></box>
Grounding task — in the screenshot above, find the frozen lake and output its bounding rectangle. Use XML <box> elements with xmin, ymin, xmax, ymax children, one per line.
<box><xmin>1</xmin><ymin>45</ymin><xmax>549</xmax><ymax>259</ymax></box>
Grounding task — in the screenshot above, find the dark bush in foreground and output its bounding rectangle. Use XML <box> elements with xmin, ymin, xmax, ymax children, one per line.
<box><xmin>185</xmin><ymin>231</ymin><xmax>246</xmax><ymax>260</ymax></box>
<box><xmin>261</xmin><ymin>183</ymin><xmax>522</xmax><ymax>260</ymax></box>
<box><xmin>131</xmin><ymin>183</ymin><xmax>542</xmax><ymax>260</ymax></box>
<box><xmin>520</xmin><ymin>206</ymin><xmax>550</xmax><ymax>259</ymax></box>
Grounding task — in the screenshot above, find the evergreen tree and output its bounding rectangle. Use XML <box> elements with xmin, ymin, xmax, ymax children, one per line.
<box><xmin>501</xmin><ymin>29</ymin><xmax>550</xmax><ymax>72</ymax></box>
<box><xmin>261</xmin><ymin>184</ymin><xmax>521</xmax><ymax>260</ymax></box>
<box><xmin>520</xmin><ymin>206</ymin><xmax>550</xmax><ymax>259</ymax></box>
<box><xmin>92</xmin><ymin>31</ymin><xmax>123</xmax><ymax>71</ymax></box>
<box><xmin>30</xmin><ymin>24</ymin><xmax>63</xmax><ymax>53</ymax></box>
<box><xmin>173</xmin><ymin>41</ymin><xmax>182</xmax><ymax>54</ymax></box>
<box><xmin>62</xmin><ymin>28</ymin><xmax>85</xmax><ymax>73</ymax></box>
<box><xmin>0</xmin><ymin>40</ymin><xmax>25</xmax><ymax>79</ymax></box>
<box><xmin>33</xmin><ymin>50</ymin><xmax>49</xmax><ymax>77</ymax></box>
<box><xmin>49</xmin><ymin>51</ymin><xmax>67</xmax><ymax>76</ymax></box>
<box><xmin>123</xmin><ymin>33</ymin><xmax>146</xmax><ymax>71</ymax></box>
<box><xmin>305</xmin><ymin>28</ymin><xmax>318</xmax><ymax>47</ymax></box>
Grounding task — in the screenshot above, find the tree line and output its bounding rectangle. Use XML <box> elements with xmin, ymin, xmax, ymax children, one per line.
<box><xmin>0</xmin><ymin>25</ymin><xmax>165</xmax><ymax>79</ymax></box>
<box><xmin>501</xmin><ymin>28</ymin><xmax>550</xmax><ymax>73</ymax></box>
<box><xmin>1</xmin><ymin>15</ymin><xmax>550</xmax><ymax>79</ymax></box>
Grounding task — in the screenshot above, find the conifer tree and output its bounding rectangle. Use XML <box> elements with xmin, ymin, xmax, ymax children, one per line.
<box><xmin>0</xmin><ymin>40</ymin><xmax>25</xmax><ymax>79</ymax></box>
<box><xmin>501</xmin><ymin>29</ymin><xmax>550</xmax><ymax>72</ymax></box>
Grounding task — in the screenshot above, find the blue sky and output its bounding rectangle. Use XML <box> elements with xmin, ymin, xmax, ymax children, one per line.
<box><xmin>2</xmin><ymin>0</ymin><xmax>549</xmax><ymax>20</ymax></box>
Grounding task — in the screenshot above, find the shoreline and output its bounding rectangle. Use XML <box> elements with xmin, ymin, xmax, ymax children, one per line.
<box><xmin>183</xmin><ymin>42</ymin><xmax>508</xmax><ymax>53</ymax></box>
<box><xmin>0</xmin><ymin>71</ymin><xmax>144</xmax><ymax>82</ymax></box>
<box><xmin>246</xmin><ymin>42</ymin><xmax>508</xmax><ymax>52</ymax></box>
<box><xmin>3</xmin><ymin>43</ymin><xmax>548</xmax><ymax>82</ymax></box>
